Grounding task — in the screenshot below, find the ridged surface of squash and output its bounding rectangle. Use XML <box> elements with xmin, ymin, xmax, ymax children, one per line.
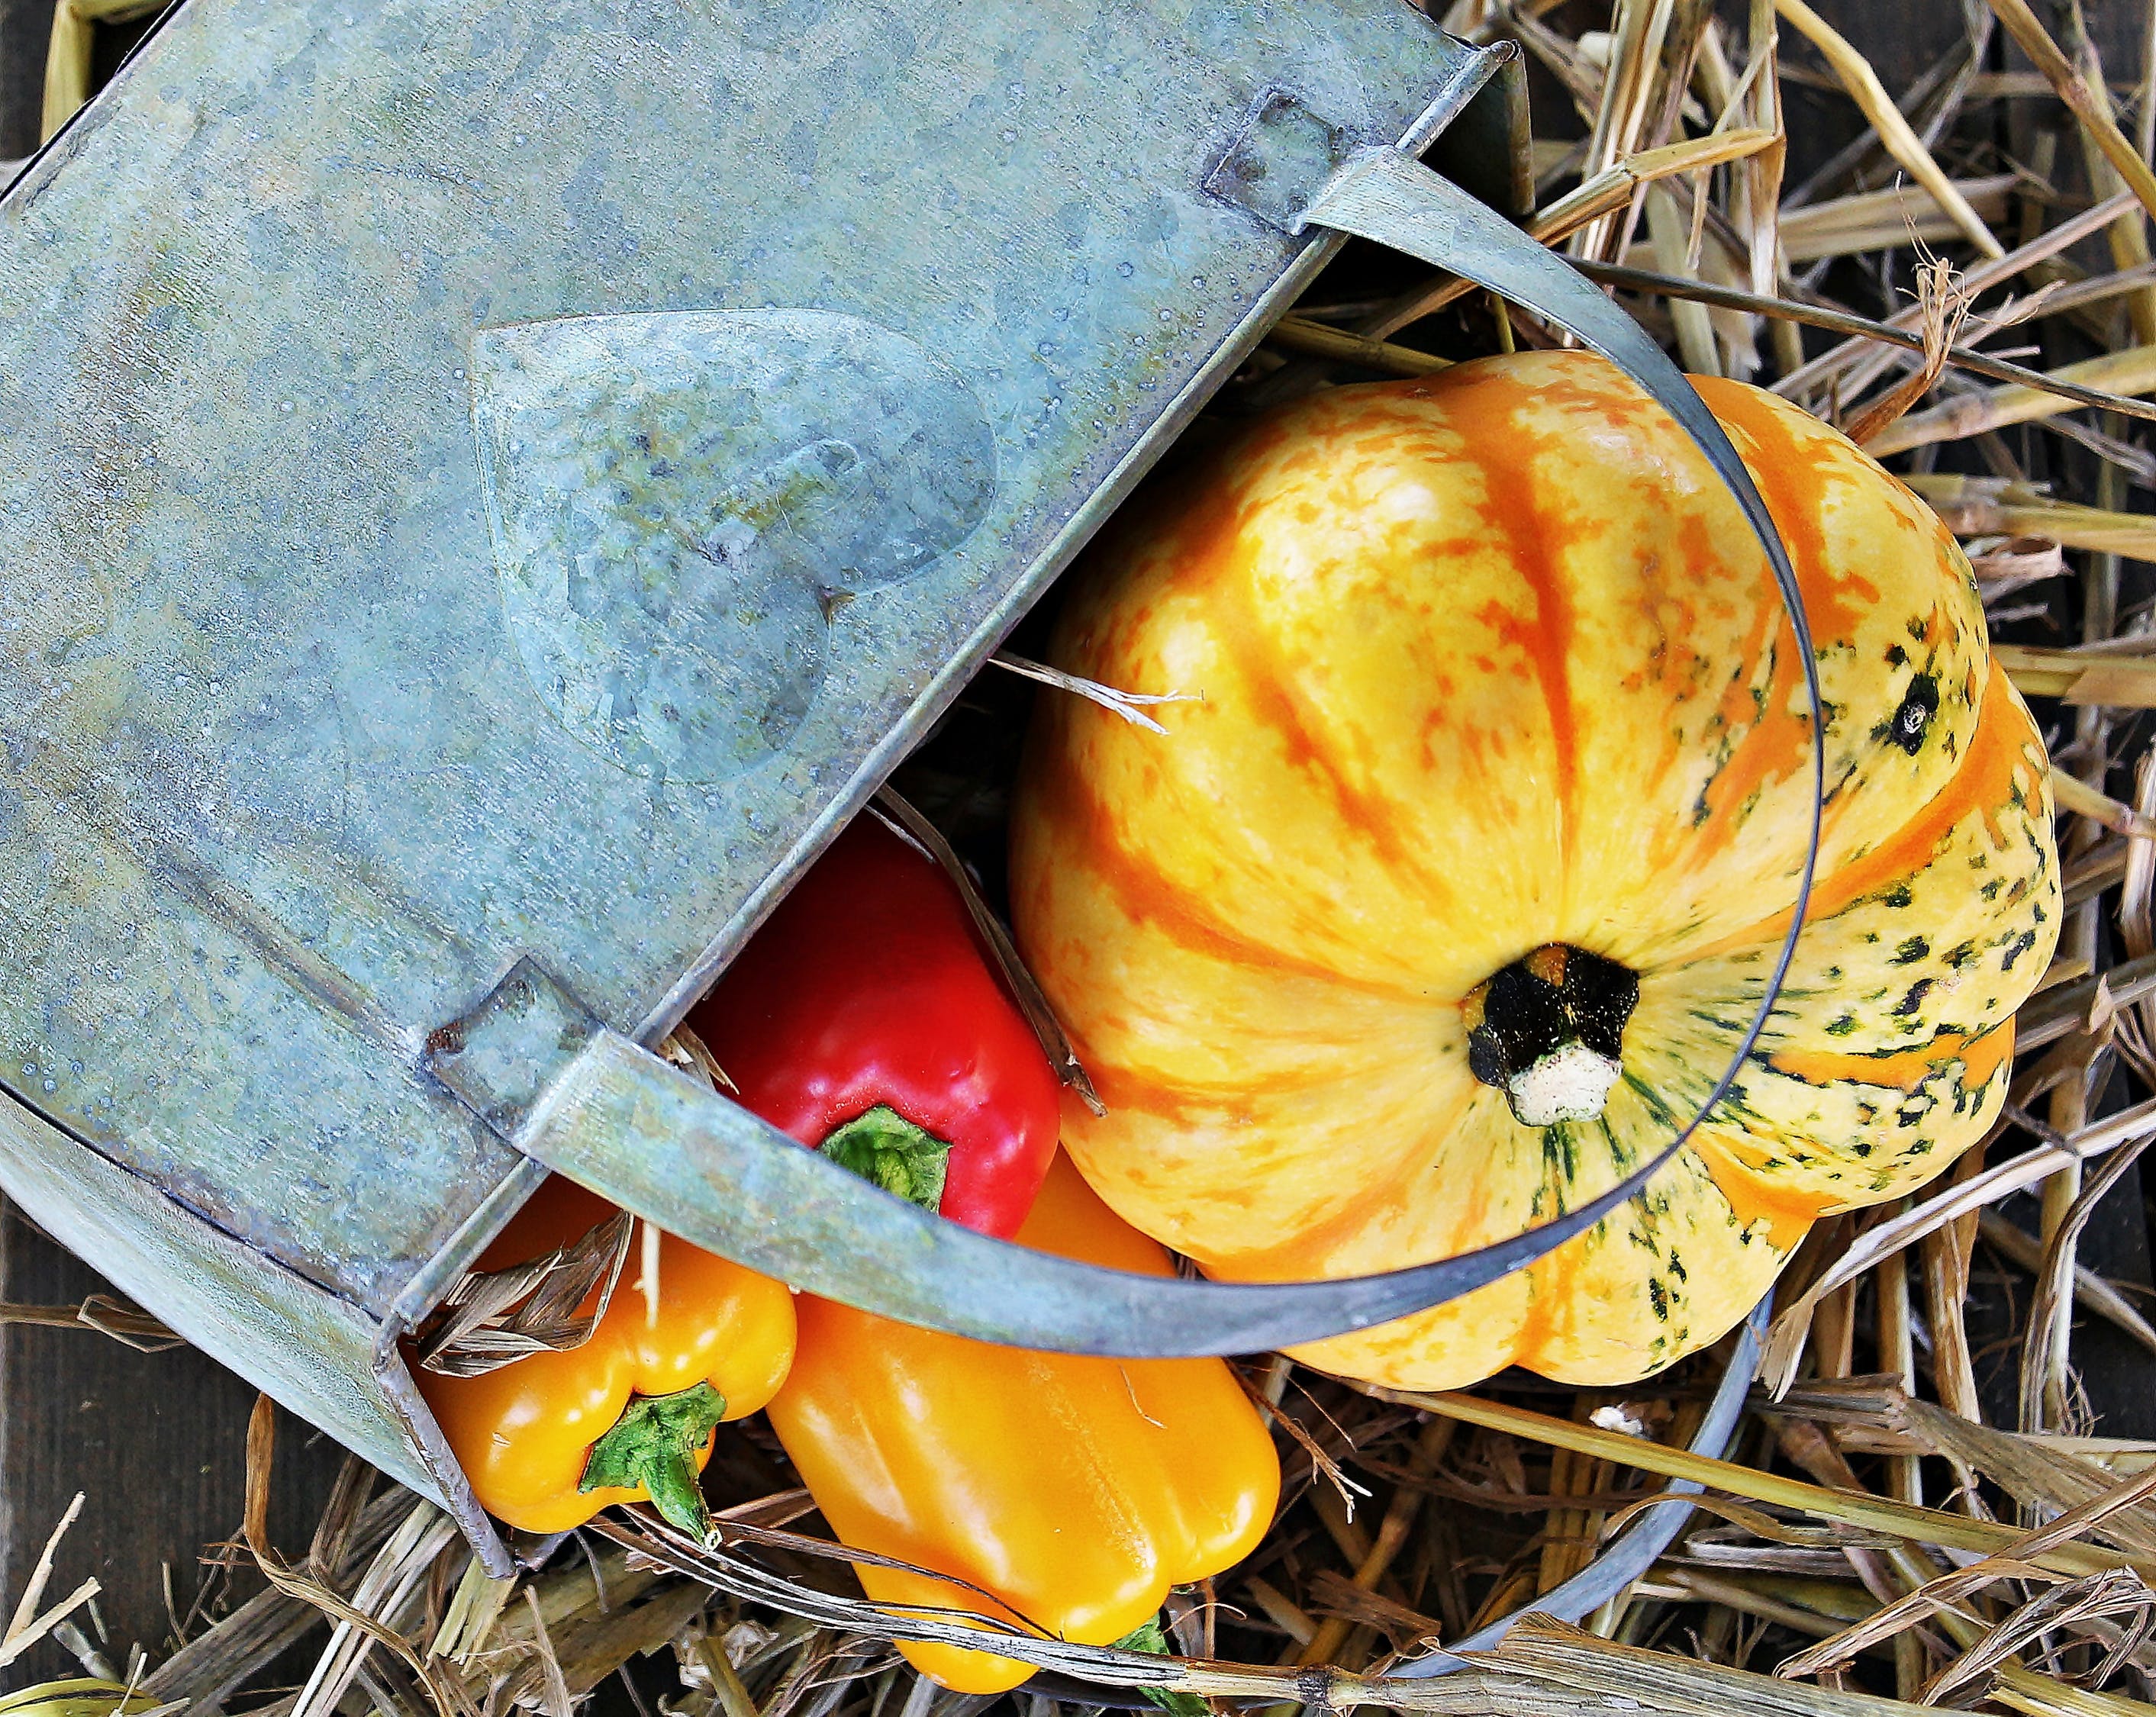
<box><xmin>1009</xmin><ymin>351</ymin><xmax>2058</xmax><ymax>1389</ymax></box>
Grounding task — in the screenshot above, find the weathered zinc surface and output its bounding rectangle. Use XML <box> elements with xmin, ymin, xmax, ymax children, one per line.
<box><xmin>0</xmin><ymin>0</ymin><xmax>1493</xmax><ymax>1528</ymax></box>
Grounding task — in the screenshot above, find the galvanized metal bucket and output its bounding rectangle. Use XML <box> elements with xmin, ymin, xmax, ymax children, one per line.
<box><xmin>0</xmin><ymin>0</ymin><xmax>1813</xmax><ymax>1571</ymax></box>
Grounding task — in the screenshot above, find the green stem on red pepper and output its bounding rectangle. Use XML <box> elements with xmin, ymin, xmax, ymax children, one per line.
<box><xmin>686</xmin><ymin>818</ymin><xmax>1062</xmax><ymax>1239</ymax></box>
<box><xmin>819</xmin><ymin>1104</ymin><xmax>950</xmax><ymax>1213</ymax></box>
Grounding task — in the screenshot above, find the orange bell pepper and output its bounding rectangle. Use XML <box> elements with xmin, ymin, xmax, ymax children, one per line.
<box><xmin>417</xmin><ymin>1177</ymin><xmax>796</xmax><ymax>1536</ymax></box>
<box><xmin>766</xmin><ymin>1155</ymin><xmax>1281</xmax><ymax>1694</ymax></box>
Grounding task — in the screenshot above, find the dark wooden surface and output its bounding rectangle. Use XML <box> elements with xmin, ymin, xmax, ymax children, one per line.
<box><xmin>0</xmin><ymin>0</ymin><xmax>51</xmax><ymax>160</ymax></box>
<box><xmin>1</xmin><ymin>0</ymin><xmax>2154</xmax><ymax>1693</ymax></box>
<box><xmin>0</xmin><ymin>1205</ymin><xmax>347</xmax><ymax>1685</ymax></box>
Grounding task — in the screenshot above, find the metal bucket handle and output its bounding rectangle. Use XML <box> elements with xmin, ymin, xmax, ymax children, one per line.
<box><xmin>430</xmin><ymin>147</ymin><xmax>1823</xmax><ymax>1361</ymax></box>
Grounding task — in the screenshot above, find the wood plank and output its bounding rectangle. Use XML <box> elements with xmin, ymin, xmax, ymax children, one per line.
<box><xmin>0</xmin><ymin>0</ymin><xmax>53</xmax><ymax>161</ymax></box>
<box><xmin>0</xmin><ymin>1200</ymin><xmax>346</xmax><ymax>1686</ymax></box>
<box><xmin>1778</xmin><ymin>0</ymin><xmax>1974</xmax><ymax>193</ymax></box>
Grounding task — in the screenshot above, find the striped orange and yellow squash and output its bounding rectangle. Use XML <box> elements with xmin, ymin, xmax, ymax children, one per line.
<box><xmin>1008</xmin><ymin>350</ymin><xmax>2059</xmax><ymax>1390</ymax></box>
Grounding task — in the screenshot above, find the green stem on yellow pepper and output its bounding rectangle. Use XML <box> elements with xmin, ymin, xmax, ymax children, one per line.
<box><xmin>580</xmin><ymin>1381</ymin><xmax>727</xmax><ymax>1539</ymax></box>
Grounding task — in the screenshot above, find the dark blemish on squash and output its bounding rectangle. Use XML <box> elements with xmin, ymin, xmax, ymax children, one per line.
<box><xmin>1880</xmin><ymin>883</ymin><xmax>1913</xmax><ymax>908</ymax></box>
<box><xmin>1893</xmin><ymin>979</ymin><xmax>1935</xmax><ymax>1015</ymax></box>
<box><xmin>1647</xmin><ymin>1278</ymin><xmax>1669</xmax><ymax>1322</ymax></box>
<box><xmin>1887</xmin><ymin>674</ymin><xmax>1938</xmax><ymax>754</ymax></box>
<box><xmin>1826</xmin><ymin>1013</ymin><xmax>1858</xmax><ymax>1036</ymax></box>
<box><xmin>2000</xmin><ymin>929</ymin><xmax>2036</xmax><ymax>971</ymax></box>
<box><xmin>1892</xmin><ymin>936</ymin><xmax>1930</xmax><ymax>964</ymax></box>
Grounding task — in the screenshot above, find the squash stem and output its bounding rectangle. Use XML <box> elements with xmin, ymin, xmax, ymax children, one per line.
<box><xmin>1463</xmin><ymin>943</ymin><xmax>1639</xmax><ymax>1126</ymax></box>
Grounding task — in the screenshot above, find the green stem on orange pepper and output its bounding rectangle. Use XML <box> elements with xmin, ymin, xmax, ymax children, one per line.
<box><xmin>581</xmin><ymin>1381</ymin><xmax>729</xmax><ymax>1540</ymax></box>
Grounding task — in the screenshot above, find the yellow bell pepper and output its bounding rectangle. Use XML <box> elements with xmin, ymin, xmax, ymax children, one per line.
<box><xmin>417</xmin><ymin>1176</ymin><xmax>796</xmax><ymax>1536</ymax></box>
<box><xmin>766</xmin><ymin>1155</ymin><xmax>1281</xmax><ymax>1693</ymax></box>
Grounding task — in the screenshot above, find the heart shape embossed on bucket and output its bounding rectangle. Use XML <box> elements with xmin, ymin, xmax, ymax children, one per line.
<box><xmin>472</xmin><ymin>310</ymin><xmax>998</xmax><ymax>781</ymax></box>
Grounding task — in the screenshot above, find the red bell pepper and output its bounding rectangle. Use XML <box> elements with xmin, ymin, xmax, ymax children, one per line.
<box><xmin>685</xmin><ymin>815</ymin><xmax>1061</xmax><ymax>1238</ymax></box>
